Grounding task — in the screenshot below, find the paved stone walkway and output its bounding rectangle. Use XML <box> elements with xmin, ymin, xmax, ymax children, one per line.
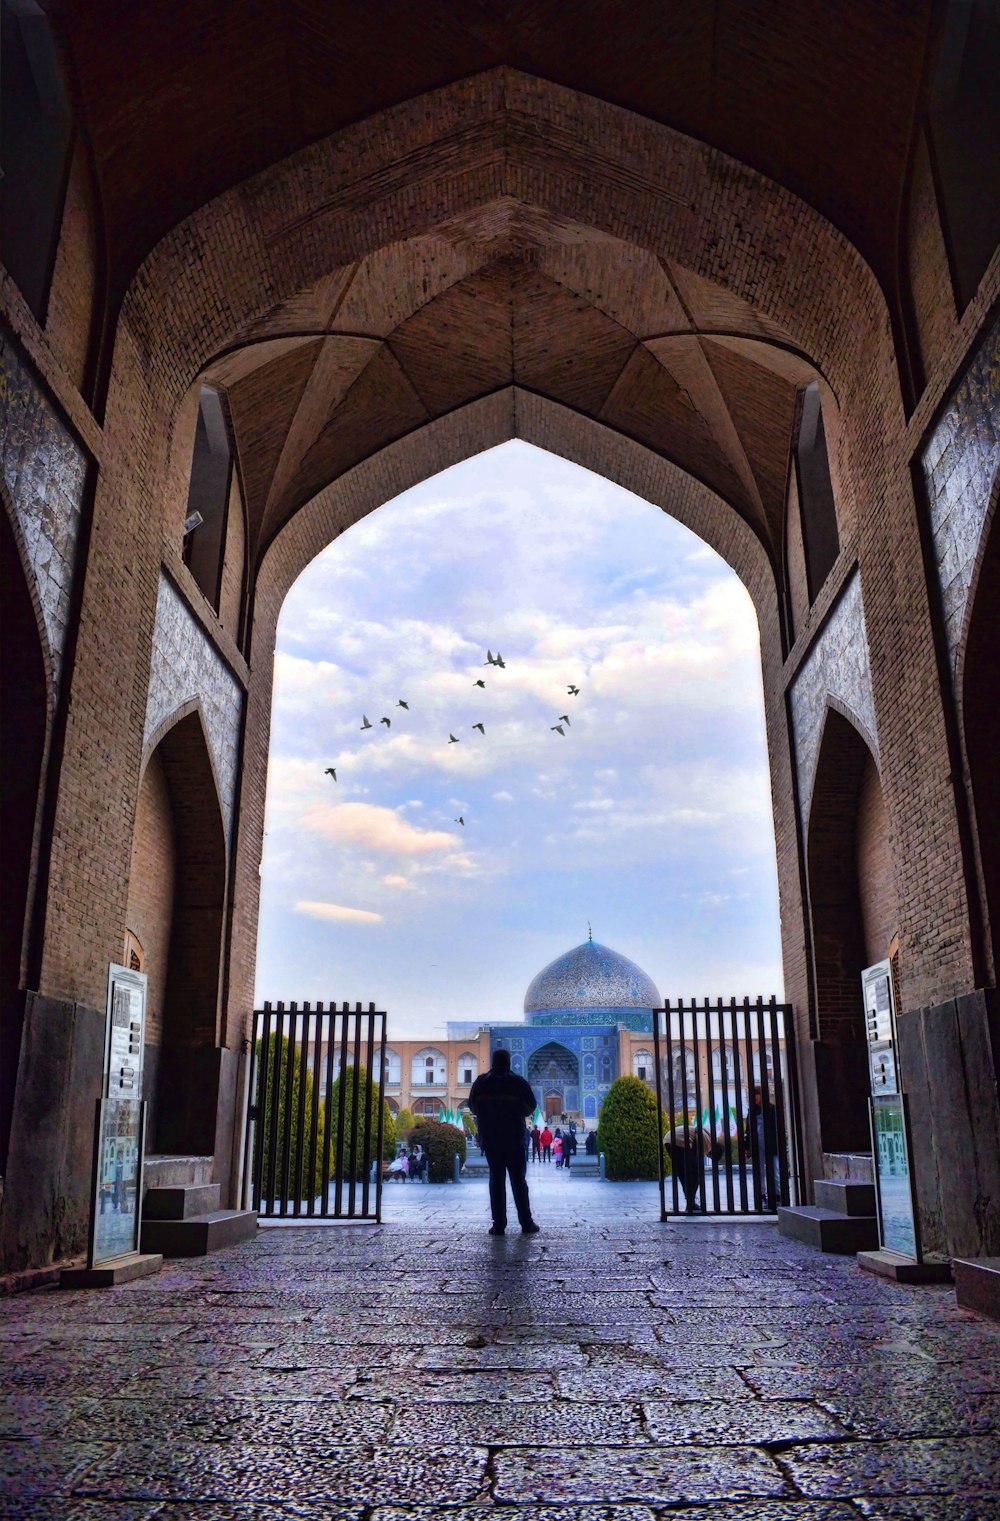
<box><xmin>2</xmin><ymin>1169</ymin><xmax>1000</xmax><ymax>1519</ymax></box>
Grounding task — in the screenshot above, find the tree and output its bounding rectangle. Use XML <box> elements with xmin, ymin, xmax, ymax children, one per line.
<box><xmin>254</xmin><ymin>1031</ymin><xmax>327</xmax><ymax>1200</ymax></box>
<box><xmin>461</xmin><ymin>1110</ymin><xmax>477</xmax><ymax>1138</ymax></box>
<box><xmin>596</xmin><ymin>1075</ymin><xmax>665</xmax><ymax>1181</ymax></box>
<box><xmin>329</xmin><ymin>1063</ymin><xmax>394</xmax><ymax>1178</ymax></box>
<box><xmin>396</xmin><ymin>1107</ymin><xmax>415</xmax><ymax>1136</ymax></box>
<box><xmin>409</xmin><ymin>1118</ymin><xmax>466</xmax><ymax>1182</ymax></box>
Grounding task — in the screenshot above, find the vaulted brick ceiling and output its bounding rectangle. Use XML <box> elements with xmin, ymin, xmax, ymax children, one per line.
<box><xmin>206</xmin><ymin>212</ymin><xmax>806</xmax><ymax>569</ymax></box>
<box><xmin>49</xmin><ymin>0</ymin><xmax>932</xmax><ymax>309</ymax></box>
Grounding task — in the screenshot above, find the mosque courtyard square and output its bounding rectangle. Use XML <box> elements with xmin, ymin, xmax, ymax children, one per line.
<box><xmin>2</xmin><ymin>1169</ymin><xmax>999</xmax><ymax>1519</ymax></box>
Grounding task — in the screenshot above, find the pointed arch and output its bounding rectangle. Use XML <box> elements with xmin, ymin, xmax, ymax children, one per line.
<box><xmin>960</xmin><ymin>473</ymin><xmax>1000</xmax><ymax>978</ymax></box>
<box><xmin>127</xmin><ymin>706</ymin><xmax>227</xmax><ymax>1154</ymax></box>
<box><xmin>0</xmin><ymin>501</ymin><xmax>51</xmax><ymax>1173</ymax></box>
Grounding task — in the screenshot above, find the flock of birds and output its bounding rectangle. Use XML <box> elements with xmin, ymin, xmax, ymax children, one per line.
<box><xmin>323</xmin><ymin>649</ymin><xmax>583</xmax><ymax>828</ymax></box>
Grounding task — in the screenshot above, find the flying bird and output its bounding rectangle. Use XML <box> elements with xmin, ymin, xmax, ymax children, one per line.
<box><xmin>380</xmin><ymin>716</ymin><xmax>391</xmax><ymax>728</ymax></box>
<box><xmin>485</xmin><ymin>650</ymin><xmax>495</xmax><ymax>665</ymax></box>
<box><xmin>494</xmin><ymin>652</ymin><xmax>506</xmax><ymax>668</ymax></box>
<box><xmin>472</xmin><ymin>723</ymin><xmax>485</xmax><ymax>734</ymax></box>
<box><xmin>397</xmin><ymin>699</ymin><xmax>409</xmax><ymax>710</ymax></box>
<box><xmin>558</xmin><ymin>714</ymin><xmax>570</xmax><ymax>725</ymax></box>
<box><xmin>473</xmin><ymin>679</ymin><xmax>486</xmax><ymax>688</ymax></box>
<box><xmin>567</xmin><ymin>685</ymin><xmax>580</xmax><ymax>695</ymax></box>
<box><xmin>448</xmin><ymin>734</ymin><xmax>459</xmax><ymax>744</ymax></box>
<box><xmin>360</xmin><ymin>715</ymin><xmax>372</xmax><ymax>730</ymax></box>
<box><xmin>551</xmin><ymin>724</ymin><xmax>565</xmax><ymax>736</ymax></box>
<box><xmin>454</xmin><ymin>816</ymin><xmax>465</xmax><ymax>826</ymax></box>
<box><xmin>324</xmin><ymin>767</ymin><xmax>337</xmax><ymax>781</ymax></box>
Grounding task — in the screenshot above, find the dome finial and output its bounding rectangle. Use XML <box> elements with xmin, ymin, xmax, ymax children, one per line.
<box><xmin>587</xmin><ymin>921</ymin><xmax>592</xmax><ymax>942</ymax></box>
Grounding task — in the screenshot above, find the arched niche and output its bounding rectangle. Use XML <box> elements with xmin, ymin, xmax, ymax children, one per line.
<box><xmin>806</xmin><ymin>705</ymin><xmax>898</xmax><ymax>1152</ymax></box>
<box><xmin>0</xmin><ymin>506</ymin><xmax>51</xmax><ymax>1174</ymax></box>
<box><xmin>127</xmin><ymin>707</ymin><xmax>227</xmax><ymax>1155</ymax></box>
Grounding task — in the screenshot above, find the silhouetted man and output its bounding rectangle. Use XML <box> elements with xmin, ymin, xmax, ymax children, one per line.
<box><xmin>744</xmin><ymin>1085</ymin><xmax>780</xmax><ymax>1211</ymax></box>
<box><xmin>468</xmin><ymin>1049</ymin><xmax>540</xmax><ymax>1235</ymax></box>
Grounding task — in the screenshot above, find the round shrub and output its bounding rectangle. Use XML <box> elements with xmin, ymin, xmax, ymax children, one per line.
<box><xmin>395</xmin><ymin>1107</ymin><xmax>415</xmax><ymax>1136</ymax></box>
<box><xmin>408</xmin><ymin>1118</ymin><xmax>467</xmax><ymax>1182</ymax></box>
<box><xmin>596</xmin><ymin>1075</ymin><xmax>665</xmax><ymax>1180</ymax></box>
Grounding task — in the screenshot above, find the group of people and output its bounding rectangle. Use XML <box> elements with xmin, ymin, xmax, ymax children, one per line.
<box><xmin>386</xmin><ymin>1144</ymin><xmax>428</xmax><ymax>1182</ymax></box>
<box><xmin>664</xmin><ymin>1085</ymin><xmax>780</xmax><ymax>1213</ymax></box>
<box><xmin>528</xmin><ymin>1123</ymin><xmax>577</xmax><ymax>1167</ymax></box>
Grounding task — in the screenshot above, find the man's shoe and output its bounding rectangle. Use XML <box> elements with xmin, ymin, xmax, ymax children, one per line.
<box><xmin>520</xmin><ymin>1220</ymin><xmax>540</xmax><ymax>1234</ymax></box>
<box><xmin>488</xmin><ymin>1225</ymin><xmax>506</xmax><ymax>1235</ymax></box>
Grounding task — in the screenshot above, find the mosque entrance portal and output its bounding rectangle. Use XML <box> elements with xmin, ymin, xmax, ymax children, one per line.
<box><xmin>527</xmin><ymin>1042</ymin><xmax>579</xmax><ymax>1121</ymax></box>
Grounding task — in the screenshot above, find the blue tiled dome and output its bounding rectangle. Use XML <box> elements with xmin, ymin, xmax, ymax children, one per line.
<box><xmin>524</xmin><ymin>939</ymin><xmax>660</xmax><ymax>1019</ymax></box>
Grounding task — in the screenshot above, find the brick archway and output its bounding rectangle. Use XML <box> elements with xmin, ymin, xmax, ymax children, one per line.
<box><xmin>127</xmin><ymin>707</ymin><xmax>228</xmax><ymax>1156</ymax></box>
<box><xmin>806</xmin><ymin>705</ymin><xmax>897</xmax><ymax>1153</ymax></box>
<box><xmin>0</xmin><ymin>507</ymin><xmax>51</xmax><ymax>1174</ymax></box>
<box><xmin>961</xmin><ymin>487</ymin><xmax>1000</xmax><ymax>978</ymax></box>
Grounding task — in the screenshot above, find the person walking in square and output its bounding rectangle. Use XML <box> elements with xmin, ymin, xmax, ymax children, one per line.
<box><xmin>468</xmin><ymin>1049</ymin><xmax>540</xmax><ymax>1236</ymax></box>
<box><xmin>539</xmin><ymin>1123</ymin><xmax>553</xmax><ymax>1162</ymax></box>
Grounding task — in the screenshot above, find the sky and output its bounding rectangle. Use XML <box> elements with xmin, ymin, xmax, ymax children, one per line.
<box><xmin>254</xmin><ymin>442</ymin><xmax>784</xmax><ymax>1037</ymax></box>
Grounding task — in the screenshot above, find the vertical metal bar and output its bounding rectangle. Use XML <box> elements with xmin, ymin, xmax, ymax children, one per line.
<box><xmin>691</xmin><ymin>1000</ymin><xmax>706</xmax><ymax>1213</ymax></box>
<box><xmin>293</xmin><ymin>1003</ymin><xmax>310</xmax><ymax>1216</ymax></box>
<box><xmin>306</xmin><ymin>1005</ymin><xmax>323</xmax><ymax>1217</ymax></box>
<box><xmin>704</xmin><ymin>997</ymin><xmax>721</xmax><ymax>1214</ymax></box>
<box><xmin>279</xmin><ymin>1003</ymin><xmax>298</xmax><ymax>1217</ymax></box>
<box><xmin>361</xmin><ymin>1004</ymin><xmax>376</xmax><ymax>1218</ymax></box>
<box><xmin>347</xmin><ymin>1004</ymin><xmax>363</xmax><ymax>1217</ymax></box>
<box><xmin>782</xmin><ymin>1005</ymin><xmax>805</xmax><ymax>1207</ymax></box>
<box><xmin>321</xmin><ymin>1004</ymin><xmax>337</xmax><ymax>1218</ymax></box>
<box><xmin>334</xmin><ymin>1002</ymin><xmax>351</xmax><ymax>1217</ymax></box>
<box><xmin>754</xmin><ymin>996</ymin><xmax>773</xmax><ymax>1212</ymax></box>
<box><xmin>768</xmin><ymin>998</ymin><xmax>789</xmax><ymax>1208</ymax></box>
<box><xmin>652</xmin><ymin>1002</ymin><xmax>667</xmax><ymax>1221</ymax></box>
<box><xmin>664</xmin><ymin>1001</ymin><xmax>680</xmax><ymax>1215</ymax></box>
<box><xmin>717</xmin><ymin>999</ymin><xmax>734</xmax><ymax>1214</ymax></box>
<box><xmin>250</xmin><ymin>1006</ymin><xmax>270</xmax><ymax>1211</ymax></box>
<box><xmin>265</xmin><ymin>1003</ymin><xmax>285</xmax><ymax>1218</ymax></box>
<box><xmin>678</xmin><ymin>1001</ymin><xmax>692</xmax><ymax>1216</ymax></box>
<box><xmin>731</xmin><ymin>998</ymin><xmax>749</xmax><ymax>1211</ymax></box>
<box><xmin>374</xmin><ymin>1009</ymin><xmax>387</xmax><ymax>1223</ymax></box>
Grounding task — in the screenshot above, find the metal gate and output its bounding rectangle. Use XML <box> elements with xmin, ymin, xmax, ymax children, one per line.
<box><xmin>242</xmin><ymin>1002</ymin><xmax>387</xmax><ymax>1222</ymax></box>
<box><xmin>652</xmin><ymin>997</ymin><xmax>803</xmax><ymax>1218</ymax></box>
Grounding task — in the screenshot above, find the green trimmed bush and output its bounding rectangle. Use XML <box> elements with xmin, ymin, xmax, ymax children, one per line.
<box><xmin>596</xmin><ymin>1074</ymin><xmax>665</xmax><ymax>1181</ymax></box>
<box><xmin>396</xmin><ymin>1107</ymin><xmax>415</xmax><ymax>1136</ymax></box>
<box><xmin>409</xmin><ymin>1118</ymin><xmax>467</xmax><ymax>1182</ymax></box>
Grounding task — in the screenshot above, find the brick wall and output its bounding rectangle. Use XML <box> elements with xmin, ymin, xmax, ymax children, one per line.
<box><xmin>124</xmin><ymin>749</ymin><xmax>175</xmax><ymax>1049</ymax></box>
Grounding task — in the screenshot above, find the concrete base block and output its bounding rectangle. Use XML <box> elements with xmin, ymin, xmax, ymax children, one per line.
<box><xmin>143</xmin><ymin>1183</ymin><xmax>221</xmax><ymax>1219</ymax></box>
<box><xmin>778</xmin><ymin>1204</ymin><xmax>879</xmax><ymax>1254</ymax></box>
<box><xmin>815</xmin><ymin>1179</ymin><xmax>877</xmax><ymax>1215</ymax></box>
<box><xmin>822</xmin><ymin>1152</ymin><xmax>875</xmax><ymax>1183</ymax></box>
<box><xmin>61</xmin><ymin>1253</ymin><xmax>163</xmax><ymax>1288</ymax></box>
<box><xmin>141</xmin><ymin>1209</ymin><xmax>256</xmax><ymax>1258</ymax></box>
<box><xmin>143</xmin><ymin>1155</ymin><xmax>214</xmax><ymax>1190</ymax></box>
<box><xmin>953</xmin><ymin>1256</ymin><xmax>1000</xmax><ymax>1322</ymax></box>
<box><xmin>858</xmin><ymin>1249</ymin><xmax>953</xmax><ymax>1284</ymax></box>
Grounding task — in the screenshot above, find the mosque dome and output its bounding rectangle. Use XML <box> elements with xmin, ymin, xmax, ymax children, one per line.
<box><xmin>523</xmin><ymin>938</ymin><xmax>661</xmax><ymax>1031</ymax></box>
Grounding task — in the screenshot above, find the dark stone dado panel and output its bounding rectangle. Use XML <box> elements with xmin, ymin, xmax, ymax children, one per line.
<box><xmin>897</xmin><ymin>989</ymin><xmax>1000</xmax><ymax>1259</ymax></box>
<box><xmin>0</xmin><ymin>993</ymin><xmax>104</xmax><ymax>1274</ymax></box>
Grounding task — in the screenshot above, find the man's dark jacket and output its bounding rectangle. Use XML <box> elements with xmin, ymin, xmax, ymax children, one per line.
<box><xmin>468</xmin><ymin>1068</ymin><xmax>536</xmax><ymax>1148</ymax></box>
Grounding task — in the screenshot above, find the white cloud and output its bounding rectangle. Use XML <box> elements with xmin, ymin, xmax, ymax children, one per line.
<box><xmin>381</xmin><ymin>874</ymin><xmax>416</xmax><ymax>890</ymax></box>
<box><xmin>493</xmin><ymin>790</ymin><xmax>514</xmax><ymax>802</ymax></box>
<box><xmin>295</xmin><ymin>900</ymin><xmax>383</xmax><ymax>925</ymax></box>
<box><xmin>303</xmin><ymin>801</ymin><xmax>457</xmax><ymax>857</ymax></box>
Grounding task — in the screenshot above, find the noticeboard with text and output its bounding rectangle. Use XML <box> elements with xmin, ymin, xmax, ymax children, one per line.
<box><xmin>862</xmin><ymin>959</ymin><xmax>921</xmax><ymax>1261</ymax></box>
<box><xmin>90</xmin><ymin>1096</ymin><xmax>146</xmax><ymax>1265</ymax></box>
<box><xmin>105</xmin><ymin>963</ymin><xmax>147</xmax><ymax>1099</ymax></box>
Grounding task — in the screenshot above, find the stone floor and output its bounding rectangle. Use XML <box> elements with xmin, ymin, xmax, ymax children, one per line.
<box><xmin>2</xmin><ymin>1167</ymin><xmax>1000</xmax><ymax>1520</ymax></box>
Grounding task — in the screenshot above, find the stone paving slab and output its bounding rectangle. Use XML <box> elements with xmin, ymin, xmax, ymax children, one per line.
<box><xmin>1</xmin><ymin>1174</ymin><xmax>999</xmax><ymax>1515</ymax></box>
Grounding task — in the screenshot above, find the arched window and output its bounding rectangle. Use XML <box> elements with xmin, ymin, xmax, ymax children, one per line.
<box><xmin>412</xmin><ymin>1097</ymin><xmax>440</xmax><ymax>1117</ymax></box>
<box><xmin>457</xmin><ymin>1052</ymin><xmax>478</xmax><ymax>1086</ymax></box>
<box><xmin>711</xmin><ymin>1044</ymin><xmax>737</xmax><ymax>1083</ymax></box>
<box><xmin>0</xmin><ymin>0</ymin><xmax>72</xmax><ymax>321</ymax></box>
<box><xmin>412</xmin><ymin>1047</ymin><xmax>446</xmax><ymax>1086</ymax></box>
<box><xmin>632</xmin><ymin>1048</ymin><xmax>654</xmax><ymax>1084</ymax></box>
<box><xmin>374</xmin><ymin>1048</ymin><xmax>400</xmax><ymax>1085</ymax></box>
<box><xmin>183</xmin><ymin>387</ymin><xmax>237</xmax><ymax>614</ymax></box>
<box><xmin>793</xmin><ymin>382</ymin><xmax>839</xmax><ymax>601</ymax></box>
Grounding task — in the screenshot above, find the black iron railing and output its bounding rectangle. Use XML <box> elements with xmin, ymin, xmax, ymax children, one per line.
<box><xmin>242</xmin><ymin>1001</ymin><xmax>387</xmax><ymax>1222</ymax></box>
<box><xmin>651</xmin><ymin>997</ymin><xmax>803</xmax><ymax>1219</ymax></box>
